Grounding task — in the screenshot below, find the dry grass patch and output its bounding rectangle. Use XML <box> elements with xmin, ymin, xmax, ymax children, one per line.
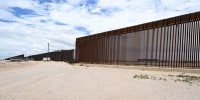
<box><xmin>133</xmin><ymin>73</ymin><xmax>200</xmax><ymax>86</ymax></box>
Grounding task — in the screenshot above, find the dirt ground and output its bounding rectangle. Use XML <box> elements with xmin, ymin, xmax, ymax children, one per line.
<box><xmin>0</xmin><ymin>61</ymin><xmax>200</xmax><ymax>100</ymax></box>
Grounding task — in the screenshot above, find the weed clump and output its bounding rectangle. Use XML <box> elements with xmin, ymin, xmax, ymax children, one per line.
<box><xmin>175</xmin><ymin>74</ymin><xmax>200</xmax><ymax>84</ymax></box>
<box><xmin>133</xmin><ymin>74</ymin><xmax>149</xmax><ymax>79</ymax></box>
<box><xmin>159</xmin><ymin>78</ymin><xmax>167</xmax><ymax>81</ymax></box>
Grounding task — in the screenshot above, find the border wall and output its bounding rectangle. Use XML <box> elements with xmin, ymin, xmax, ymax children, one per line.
<box><xmin>5</xmin><ymin>54</ymin><xmax>24</xmax><ymax>60</ymax></box>
<box><xmin>28</xmin><ymin>50</ymin><xmax>74</xmax><ymax>63</ymax></box>
<box><xmin>76</xmin><ymin>11</ymin><xmax>200</xmax><ymax>68</ymax></box>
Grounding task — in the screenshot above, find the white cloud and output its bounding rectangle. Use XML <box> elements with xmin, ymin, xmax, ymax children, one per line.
<box><xmin>0</xmin><ymin>0</ymin><xmax>200</xmax><ymax>59</ymax></box>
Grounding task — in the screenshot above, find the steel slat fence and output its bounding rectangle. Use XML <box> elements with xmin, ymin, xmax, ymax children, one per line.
<box><xmin>76</xmin><ymin>11</ymin><xmax>200</xmax><ymax>69</ymax></box>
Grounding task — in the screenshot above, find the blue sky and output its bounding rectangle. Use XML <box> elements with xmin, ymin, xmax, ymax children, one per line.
<box><xmin>0</xmin><ymin>0</ymin><xmax>200</xmax><ymax>59</ymax></box>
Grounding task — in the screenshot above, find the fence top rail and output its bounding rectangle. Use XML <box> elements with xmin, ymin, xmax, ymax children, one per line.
<box><xmin>76</xmin><ymin>11</ymin><xmax>200</xmax><ymax>41</ymax></box>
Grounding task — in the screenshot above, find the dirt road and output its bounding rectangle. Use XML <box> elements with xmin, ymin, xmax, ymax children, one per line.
<box><xmin>0</xmin><ymin>61</ymin><xmax>200</xmax><ymax>100</ymax></box>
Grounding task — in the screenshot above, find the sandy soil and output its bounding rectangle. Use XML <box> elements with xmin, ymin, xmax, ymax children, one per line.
<box><xmin>0</xmin><ymin>61</ymin><xmax>200</xmax><ymax>100</ymax></box>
